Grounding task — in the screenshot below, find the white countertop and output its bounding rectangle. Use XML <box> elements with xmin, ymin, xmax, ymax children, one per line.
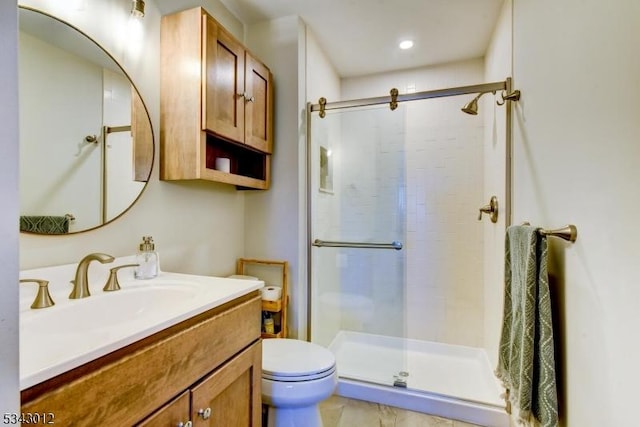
<box><xmin>19</xmin><ymin>256</ymin><xmax>263</xmax><ymax>390</ymax></box>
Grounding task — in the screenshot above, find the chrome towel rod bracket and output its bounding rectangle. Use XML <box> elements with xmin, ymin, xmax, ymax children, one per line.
<box><xmin>522</xmin><ymin>222</ymin><xmax>577</xmax><ymax>243</ymax></box>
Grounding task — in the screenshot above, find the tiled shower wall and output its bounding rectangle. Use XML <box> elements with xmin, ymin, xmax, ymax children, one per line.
<box><xmin>403</xmin><ymin>96</ymin><xmax>484</xmax><ymax>346</ymax></box>
<box><xmin>312</xmin><ymin>92</ymin><xmax>485</xmax><ymax>348</ymax></box>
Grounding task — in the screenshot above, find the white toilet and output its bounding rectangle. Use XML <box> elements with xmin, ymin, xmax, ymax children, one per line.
<box><xmin>262</xmin><ymin>338</ymin><xmax>337</xmax><ymax>427</ymax></box>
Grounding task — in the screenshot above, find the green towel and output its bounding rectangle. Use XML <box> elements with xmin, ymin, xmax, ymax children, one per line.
<box><xmin>20</xmin><ymin>215</ymin><xmax>70</xmax><ymax>234</ymax></box>
<box><xmin>496</xmin><ymin>225</ymin><xmax>558</xmax><ymax>427</ymax></box>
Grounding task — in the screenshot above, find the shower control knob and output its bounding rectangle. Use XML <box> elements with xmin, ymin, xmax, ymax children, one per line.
<box><xmin>478</xmin><ymin>196</ymin><xmax>499</xmax><ymax>223</ymax></box>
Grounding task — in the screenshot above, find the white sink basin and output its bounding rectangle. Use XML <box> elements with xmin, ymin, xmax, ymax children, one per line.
<box><xmin>23</xmin><ymin>283</ymin><xmax>199</xmax><ymax>336</ymax></box>
<box><xmin>19</xmin><ymin>257</ymin><xmax>263</xmax><ymax>389</ymax></box>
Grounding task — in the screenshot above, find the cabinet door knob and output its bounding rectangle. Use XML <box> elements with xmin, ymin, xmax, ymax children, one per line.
<box><xmin>238</xmin><ymin>92</ymin><xmax>255</xmax><ymax>103</ymax></box>
<box><xmin>177</xmin><ymin>422</ymin><xmax>192</xmax><ymax>427</ymax></box>
<box><xmin>197</xmin><ymin>407</ymin><xmax>212</xmax><ymax>420</ymax></box>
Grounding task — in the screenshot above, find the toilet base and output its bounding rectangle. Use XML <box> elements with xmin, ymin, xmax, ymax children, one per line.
<box><xmin>266</xmin><ymin>404</ymin><xmax>323</xmax><ymax>427</ymax></box>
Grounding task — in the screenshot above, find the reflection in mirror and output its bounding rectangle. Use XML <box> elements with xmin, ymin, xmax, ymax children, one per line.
<box><xmin>18</xmin><ymin>7</ymin><xmax>153</xmax><ymax>235</ymax></box>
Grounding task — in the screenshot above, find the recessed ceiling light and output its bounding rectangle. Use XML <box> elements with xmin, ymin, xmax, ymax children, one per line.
<box><xmin>399</xmin><ymin>40</ymin><xmax>414</xmax><ymax>50</ymax></box>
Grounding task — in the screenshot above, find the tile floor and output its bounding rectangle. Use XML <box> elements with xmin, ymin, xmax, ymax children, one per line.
<box><xmin>318</xmin><ymin>395</ymin><xmax>482</xmax><ymax>427</ymax></box>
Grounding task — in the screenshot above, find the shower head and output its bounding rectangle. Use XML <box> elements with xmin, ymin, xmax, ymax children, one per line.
<box><xmin>461</xmin><ymin>93</ymin><xmax>484</xmax><ymax>115</ymax></box>
<box><xmin>461</xmin><ymin>96</ymin><xmax>480</xmax><ymax>115</ymax></box>
<box><xmin>461</xmin><ymin>91</ymin><xmax>496</xmax><ymax>115</ymax></box>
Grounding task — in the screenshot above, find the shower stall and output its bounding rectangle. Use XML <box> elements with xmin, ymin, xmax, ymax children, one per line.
<box><xmin>307</xmin><ymin>80</ymin><xmax>517</xmax><ymax>426</ymax></box>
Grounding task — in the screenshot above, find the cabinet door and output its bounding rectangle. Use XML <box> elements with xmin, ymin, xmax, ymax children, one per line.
<box><xmin>244</xmin><ymin>53</ymin><xmax>273</xmax><ymax>153</ymax></box>
<box><xmin>136</xmin><ymin>391</ymin><xmax>190</xmax><ymax>427</ymax></box>
<box><xmin>191</xmin><ymin>342</ymin><xmax>262</xmax><ymax>427</ymax></box>
<box><xmin>203</xmin><ymin>16</ymin><xmax>245</xmax><ymax>143</ymax></box>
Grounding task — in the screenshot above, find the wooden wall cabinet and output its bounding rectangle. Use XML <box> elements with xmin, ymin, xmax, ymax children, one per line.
<box><xmin>21</xmin><ymin>293</ymin><xmax>262</xmax><ymax>426</ymax></box>
<box><xmin>161</xmin><ymin>7</ymin><xmax>273</xmax><ymax>190</ymax></box>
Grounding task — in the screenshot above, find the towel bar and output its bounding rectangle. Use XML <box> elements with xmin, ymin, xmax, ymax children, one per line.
<box><xmin>522</xmin><ymin>222</ymin><xmax>577</xmax><ymax>243</ymax></box>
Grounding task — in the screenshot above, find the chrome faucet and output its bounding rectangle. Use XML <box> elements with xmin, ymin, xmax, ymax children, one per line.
<box><xmin>70</xmin><ymin>253</ymin><xmax>115</xmax><ymax>299</ymax></box>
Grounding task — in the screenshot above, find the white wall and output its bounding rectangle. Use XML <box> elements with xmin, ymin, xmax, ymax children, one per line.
<box><xmin>242</xmin><ymin>17</ymin><xmax>353</xmax><ymax>342</ymax></box>
<box><xmin>243</xmin><ymin>16</ymin><xmax>306</xmax><ymax>338</ymax></box>
<box><xmin>341</xmin><ymin>59</ymin><xmax>484</xmax><ymax>101</ymax></box>
<box><xmin>512</xmin><ymin>0</ymin><xmax>640</xmax><ymax>425</ymax></box>
<box><xmin>18</xmin><ymin>0</ymin><xmax>247</xmax><ymax>278</ymax></box>
<box><xmin>243</xmin><ymin>21</ymin><xmax>342</xmax><ymax>340</ymax></box>
<box><xmin>0</xmin><ymin>0</ymin><xmax>20</xmax><ymax>413</ymax></box>
<box><xmin>305</xmin><ymin>27</ymin><xmax>341</xmax><ymax>106</ymax></box>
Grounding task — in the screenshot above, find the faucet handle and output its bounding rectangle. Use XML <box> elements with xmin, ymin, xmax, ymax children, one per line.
<box><xmin>20</xmin><ymin>279</ymin><xmax>55</xmax><ymax>309</ymax></box>
<box><xmin>103</xmin><ymin>264</ymin><xmax>139</xmax><ymax>292</ymax></box>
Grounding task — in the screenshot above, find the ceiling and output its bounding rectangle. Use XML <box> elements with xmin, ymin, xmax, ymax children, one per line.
<box><xmin>214</xmin><ymin>0</ymin><xmax>505</xmax><ymax>78</ymax></box>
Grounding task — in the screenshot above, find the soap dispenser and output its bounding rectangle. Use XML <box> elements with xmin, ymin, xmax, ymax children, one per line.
<box><xmin>135</xmin><ymin>236</ymin><xmax>158</xmax><ymax>279</ymax></box>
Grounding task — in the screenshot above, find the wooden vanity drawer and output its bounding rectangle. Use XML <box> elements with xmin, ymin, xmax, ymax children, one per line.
<box><xmin>21</xmin><ymin>292</ymin><xmax>261</xmax><ymax>426</ymax></box>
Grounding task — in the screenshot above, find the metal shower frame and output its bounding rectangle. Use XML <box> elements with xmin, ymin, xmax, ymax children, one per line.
<box><xmin>304</xmin><ymin>77</ymin><xmax>519</xmax><ymax>339</ymax></box>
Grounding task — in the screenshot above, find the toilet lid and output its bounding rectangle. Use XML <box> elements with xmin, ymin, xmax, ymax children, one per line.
<box><xmin>262</xmin><ymin>339</ymin><xmax>336</xmax><ymax>378</ymax></box>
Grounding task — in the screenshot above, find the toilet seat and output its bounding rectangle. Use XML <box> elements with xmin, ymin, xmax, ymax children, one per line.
<box><xmin>262</xmin><ymin>339</ymin><xmax>336</xmax><ymax>382</ymax></box>
<box><xmin>262</xmin><ymin>365</ymin><xmax>336</xmax><ymax>382</ymax></box>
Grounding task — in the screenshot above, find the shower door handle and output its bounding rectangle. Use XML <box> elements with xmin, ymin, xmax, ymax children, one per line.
<box><xmin>312</xmin><ymin>239</ymin><xmax>403</xmax><ymax>250</ymax></box>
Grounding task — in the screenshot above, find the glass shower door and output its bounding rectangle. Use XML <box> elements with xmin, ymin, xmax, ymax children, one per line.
<box><xmin>309</xmin><ymin>104</ymin><xmax>408</xmax><ymax>388</ymax></box>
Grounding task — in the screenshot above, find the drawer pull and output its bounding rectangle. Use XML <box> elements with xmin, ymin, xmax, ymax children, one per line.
<box><xmin>177</xmin><ymin>422</ymin><xmax>192</xmax><ymax>427</ymax></box>
<box><xmin>198</xmin><ymin>407</ymin><xmax>212</xmax><ymax>420</ymax></box>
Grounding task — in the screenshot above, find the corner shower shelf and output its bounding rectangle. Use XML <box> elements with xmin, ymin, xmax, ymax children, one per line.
<box><xmin>236</xmin><ymin>258</ymin><xmax>288</xmax><ymax>339</ymax></box>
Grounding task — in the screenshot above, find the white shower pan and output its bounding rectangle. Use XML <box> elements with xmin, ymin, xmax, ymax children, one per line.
<box><xmin>328</xmin><ymin>330</ymin><xmax>509</xmax><ymax>427</ymax></box>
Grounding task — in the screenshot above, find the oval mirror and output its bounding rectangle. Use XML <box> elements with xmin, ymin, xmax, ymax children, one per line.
<box><xmin>18</xmin><ymin>6</ymin><xmax>154</xmax><ymax>235</ymax></box>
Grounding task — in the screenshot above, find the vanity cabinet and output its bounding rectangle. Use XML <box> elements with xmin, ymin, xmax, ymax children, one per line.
<box><xmin>137</xmin><ymin>391</ymin><xmax>190</xmax><ymax>426</ymax></box>
<box><xmin>190</xmin><ymin>342</ymin><xmax>260</xmax><ymax>426</ymax></box>
<box><xmin>21</xmin><ymin>292</ymin><xmax>262</xmax><ymax>426</ymax></box>
<box><xmin>138</xmin><ymin>342</ymin><xmax>261</xmax><ymax>427</ymax></box>
<box><xmin>160</xmin><ymin>7</ymin><xmax>273</xmax><ymax>190</ymax></box>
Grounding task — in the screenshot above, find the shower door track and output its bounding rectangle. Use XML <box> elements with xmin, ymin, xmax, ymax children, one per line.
<box><xmin>309</xmin><ymin>80</ymin><xmax>507</xmax><ymax>112</ymax></box>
